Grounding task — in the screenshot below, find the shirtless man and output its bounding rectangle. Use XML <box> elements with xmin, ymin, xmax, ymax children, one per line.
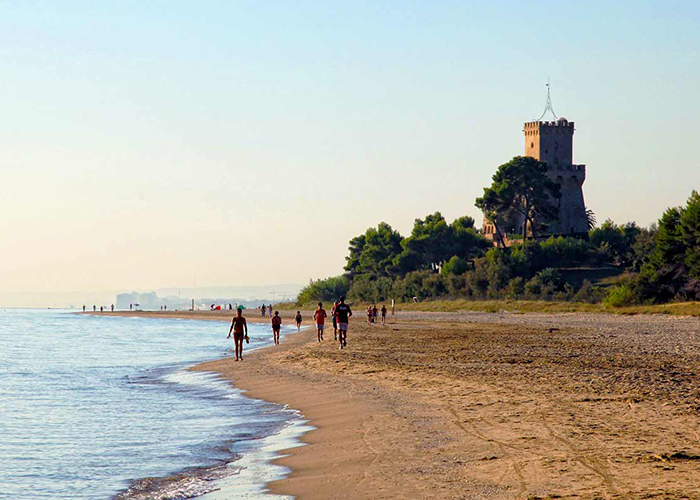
<box><xmin>271</xmin><ymin>311</ymin><xmax>282</xmax><ymax>345</ymax></box>
<box><xmin>334</xmin><ymin>296</ymin><xmax>352</xmax><ymax>349</ymax></box>
<box><xmin>313</xmin><ymin>302</ymin><xmax>327</xmax><ymax>342</ymax></box>
<box><xmin>227</xmin><ymin>308</ymin><xmax>248</xmax><ymax>361</ymax></box>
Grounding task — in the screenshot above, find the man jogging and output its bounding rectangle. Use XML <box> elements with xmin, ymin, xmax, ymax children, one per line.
<box><xmin>313</xmin><ymin>302</ymin><xmax>327</xmax><ymax>342</ymax></box>
<box><xmin>227</xmin><ymin>308</ymin><xmax>248</xmax><ymax>361</ymax></box>
<box><xmin>334</xmin><ymin>296</ymin><xmax>352</xmax><ymax>349</ymax></box>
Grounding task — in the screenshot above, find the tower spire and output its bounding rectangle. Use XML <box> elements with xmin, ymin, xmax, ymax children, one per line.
<box><xmin>537</xmin><ymin>77</ymin><xmax>557</xmax><ymax>121</ymax></box>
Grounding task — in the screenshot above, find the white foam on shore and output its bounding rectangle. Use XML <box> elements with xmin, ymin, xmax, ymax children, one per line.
<box><xmin>196</xmin><ymin>413</ymin><xmax>314</xmax><ymax>500</ymax></box>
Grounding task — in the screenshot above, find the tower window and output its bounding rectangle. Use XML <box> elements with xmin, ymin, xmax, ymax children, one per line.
<box><xmin>530</xmin><ymin>142</ymin><xmax>534</xmax><ymax>148</ymax></box>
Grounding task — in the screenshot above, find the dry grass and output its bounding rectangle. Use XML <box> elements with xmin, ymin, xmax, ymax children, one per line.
<box><xmin>276</xmin><ymin>299</ymin><xmax>700</xmax><ymax>317</ymax></box>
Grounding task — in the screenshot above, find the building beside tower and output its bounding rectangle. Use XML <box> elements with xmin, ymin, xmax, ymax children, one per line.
<box><xmin>482</xmin><ymin>101</ymin><xmax>588</xmax><ymax>244</ymax></box>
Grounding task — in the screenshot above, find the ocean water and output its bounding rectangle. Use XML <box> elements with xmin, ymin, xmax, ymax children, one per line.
<box><xmin>0</xmin><ymin>309</ymin><xmax>310</xmax><ymax>500</ymax></box>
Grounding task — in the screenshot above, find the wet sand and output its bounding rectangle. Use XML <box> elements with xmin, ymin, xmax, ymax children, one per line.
<box><xmin>105</xmin><ymin>309</ymin><xmax>700</xmax><ymax>499</ymax></box>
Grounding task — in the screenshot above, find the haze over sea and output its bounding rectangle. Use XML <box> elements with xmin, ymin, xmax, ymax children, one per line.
<box><xmin>0</xmin><ymin>309</ymin><xmax>307</xmax><ymax>500</ymax></box>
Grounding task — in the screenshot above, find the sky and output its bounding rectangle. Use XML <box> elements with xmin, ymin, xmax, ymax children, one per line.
<box><xmin>1</xmin><ymin>1</ymin><xmax>699</xmax><ymax>304</ymax></box>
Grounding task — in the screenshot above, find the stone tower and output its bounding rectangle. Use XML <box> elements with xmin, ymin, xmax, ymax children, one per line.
<box><xmin>523</xmin><ymin>117</ymin><xmax>588</xmax><ymax>234</ymax></box>
<box><xmin>481</xmin><ymin>100</ymin><xmax>589</xmax><ymax>245</ymax></box>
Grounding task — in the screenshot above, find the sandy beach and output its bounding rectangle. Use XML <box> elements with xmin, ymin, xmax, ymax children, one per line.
<box><xmin>103</xmin><ymin>308</ymin><xmax>700</xmax><ymax>499</ymax></box>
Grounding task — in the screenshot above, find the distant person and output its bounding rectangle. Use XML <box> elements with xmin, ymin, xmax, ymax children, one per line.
<box><xmin>93</xmin><ymin>305</ymin><xmax>96</xmax><ymax>312</ymax></box>
<box><xmin>227</xmin><ymin>308</ymin><xmax>248</xmax><ymax>361</ymax></box>
<box><xmin>261</xmin><ymin>304</ymin><xmax>266</xmax><ymax>317</ymax></box>
<box><xmin>269</xmin><ymin>305</ymin><xmax>273</xmax><ymax>318</ymax></box>
<box><xmin>82</xmin><ymin>305</ymin><xmax>85</xmax><ymax>312</ymax></box>
<box><xmin>160</xmin><ymin>306</ymin><xmax>163</xmax><ymax>311</ymax></box>
<box><xmin>334</xmin><ymin>296</ymin><xmax>352</xmax><ymax>349</ymax></box>
<box><xmin>295</xmin><ymin>311</ymin><xmax>303</xmax><ymax>332</ymax></box>
<box><xmin>313</xmin><ymin>303</ymin><xmax>327</xmax><ymax>342</ymax></box>
<box><xmin>229</xmin><ymin>303</ymin><xmax>232</xmax><ymax>310</ymax></box>
<box><xmin>381</xmin><ymin>304</ymin><xmax>387</xmax><ymax>324</ymax></box>
<box><xmin>164</xmin><ymin>305</ymin><xmax>167</xmax><ymax>311</ymax></box>
<box><xmin>130</xmin><ymin>303</ymin><xmax>133</xmax><ymax>310</ymax></box>
<box><xmin>331</xmin><ymin>300</ymin><xmax>339</xmax><ymax>341</ymax></box>
<box><xmin>271</xmin><ymin>311</ymin><xmax>282</xmax><ymax>345</ymax></box>
<box><xmin>372</xmin><ymin>305</ymin><xmax>378</xmax><ymax>323</ymax></box>
<box><xmin>111</xmin><ymin>304</ymin><xmax>114</xmax><ymax>312</ymax></box>
<box><xmin>367</xmin><ymin>306</ymin><xmax>373</xmax><ymax>324</ymax></box>
<box><xmin>100</xmin><ymin>306</ymin><xmax>103</xmax><ymax>312</ymax></box>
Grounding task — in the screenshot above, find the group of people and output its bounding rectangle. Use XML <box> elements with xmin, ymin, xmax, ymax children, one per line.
<box><xmin>82</xmin><ymin>304</ymin><xmax>114</xmax><ymax>312</ymax></box>
<box><xmin>366</xmin><ymin>304</ymin><xmax>387</xmax><ymax>325</ymax></box>
<box><xmin>311</xmin><ymin>297</ymin><xmax>352</xmax><ymax>348</ymax></box>
<box><xmin>260</xmin><ymin>304</ymin><xmax>274</xmax><ymax>317</ymax></box>
<box><xmin>226</xmin><ymin>296</ymin><xmax>355</xmax><ymax>360</ymax></box>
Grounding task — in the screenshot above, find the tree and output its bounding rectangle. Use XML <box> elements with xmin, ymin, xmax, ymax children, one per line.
<box><xmin>344</xmin><ymin>223</ymin><xmax>403</xmax><ymax>278</ymax></box>
<box><xmin>585</xmin><ymin>208</ymin><xmax>597</xmax><ymax>231</ymax></box>
<box><xmin>451</xmin><ymin>216</ymin><xmax>491</xmax><ymax>259</ymax></box>
<box><xmin>395</xmin><ymin>212</ymin><xmax>454</xmax><ymax>272</ymax></box>
<box><xmin>394</xmin><ymin>213</ymin><xmax>490</xmax><ymax>273</ymax></box>
<box><xmin>476</xmin><ymin>156</ymin><xmax>561</xmax><ymax>239</ymax></box>
<box><xmin>589</xmin><ymin>220</ymin><xmax>640</xmax><ymax>267</ymax></box>
<box><xmin>475</xmin><ymin>188</ymin><xmax>508</xmax><ymax>247</ymax></box>
<box><xmin>651</xmin><ymin>207</ymin><xmax>684</xmax><ymax>269</ymax></box>
<box><xmin>680</xmin><ymin>191</ymin><xmax>700</xmax><ymax>279</ymax></box>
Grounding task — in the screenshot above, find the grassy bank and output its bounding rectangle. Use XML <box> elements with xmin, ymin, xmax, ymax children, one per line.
<box><xmin>276</xmin><ymin>299</ymin><xmax>700</xmax><ymax>317</ymax></box>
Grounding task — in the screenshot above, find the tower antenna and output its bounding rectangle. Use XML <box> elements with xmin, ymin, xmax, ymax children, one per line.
<box><xmin>537</xmin><ymin>77</ymin><xmax>558</xmax><ymax>121</ymax></box>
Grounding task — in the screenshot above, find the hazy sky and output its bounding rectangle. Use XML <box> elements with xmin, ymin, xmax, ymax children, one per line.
<box><xmin>1</xmin><ymin>1</ymin><xmax>699</xmax><ymax>299</ymax></box>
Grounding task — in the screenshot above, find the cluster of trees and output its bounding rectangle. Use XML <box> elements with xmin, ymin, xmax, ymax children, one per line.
<box><xmin>607</xmin><ymin>191</ymin><xmax>700</xmax><ymax>306</ymax></box>
<box><xmin>295</xmin><ymin>187</ymin><xmax>700</xmax><ymax>307</ymax></box>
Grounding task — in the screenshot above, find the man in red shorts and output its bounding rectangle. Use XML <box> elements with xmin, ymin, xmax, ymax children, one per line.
<box><xmin>313</xmin><ymin>302</ymin><xmax>327</xmax><ymax>342</ymax></box>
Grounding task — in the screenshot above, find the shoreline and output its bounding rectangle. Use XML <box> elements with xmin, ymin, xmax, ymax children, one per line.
<box><xmin>105</xmin><ymin>309</ymin><xmax>700</xmax><ymax>499</ymax></box>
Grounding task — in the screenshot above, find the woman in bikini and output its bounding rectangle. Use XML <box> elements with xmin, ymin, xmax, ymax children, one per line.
<box><xmin>227</xmin><ymin>308</ymin><xmax>248</xmax><ymax>361</ymax></box>
<box><xmin>295</xmin><ymin>311</ymin><xmax>303</xmax><ymax>331</ymax></box>
<box><xmin>271</xmin><ymin>311</ymin><xmax>282</xmax><ymax>345</ymax></box>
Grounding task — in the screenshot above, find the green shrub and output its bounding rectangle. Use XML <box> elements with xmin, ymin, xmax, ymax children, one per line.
<box><xmin>297</xmin><ymin>276</ymin><xmax>349</xmax><ymax>304</ymax></box>
<box><xmin>603</xmin><ymin>284</ymin><xmax>637</xmax><ymax>307</ymax></box>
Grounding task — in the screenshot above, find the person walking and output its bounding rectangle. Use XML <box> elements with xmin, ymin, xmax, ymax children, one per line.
<box><xmin>261</xmin><ymin>304</ymin><xmax>266</xmax><ymax>317</ymax></box>
<box><xmin>227</xmin><ymin>308</ymin><xmax>248</xmax><ymax>361</ymax></box>
<box><xmin>367</xmin><ymin>306</ymin><xmax>373</xmax><ymax>324</ymax></box>
<box><xmin>372</xmin><ymin>305</ymin><xmax>378</xmax><ymax>323</ymax></box>
<box><xmin>381</xmin><ymin>304</ymin><xmax>387</xmax><ymax>324</ymax></box>
<box><xmin>313</xmin><ymin>302</ymin><xmax>327</xmax><ymax>342</ymax></box>
<box><xmin>334</xmin><ymin>296</ymin><xmax>352</xmax><ymax>349</ymax></box>
<box><xmin>82</xmin><ymin>305</ymin><xmax>85</xmax><ymax>312</ymax></box>
<box><xmin>271</xmin><ymin>311</ymin><xmax>282</xmax><ymax>345</ymax></box>
<box><xmin>269</xmin><ymin>305</ymin><xmax>273</xmax><ymax>318</ymax></box>
<box><xmin>295</xmin><ymin>311</ymin><xmax>303</xmax><ymax>332</ymax></box>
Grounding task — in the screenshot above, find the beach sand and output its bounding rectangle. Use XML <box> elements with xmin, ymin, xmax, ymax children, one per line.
<box><xmin>103</xmin><ymin>309</ymin><xmax>700</xmax><ymax>499</ymax></box>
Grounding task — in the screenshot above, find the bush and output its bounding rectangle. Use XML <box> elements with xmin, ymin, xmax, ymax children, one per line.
<box><xmin>573</xmin><ymin>279</ymin><xmax>605</xmax><ymax>303</ymax></box>
<box><xmin>602</xmin><ymin>284</ymin><xmax>637</xmax><ymax>307</ymax></box>
<box><xmin>506</xmin><ymin>277</ymin><xmax>525</xmax><ymax>299</ymax></box>
<box><xmin>442</xmin><ymin>255</ymin><xmax>470</xmax><ymax>276</ymax></box>
<box><xmin>297</xmin><ymin>276</ymin><xmax>349</xmax><ymax>304</ymax></box>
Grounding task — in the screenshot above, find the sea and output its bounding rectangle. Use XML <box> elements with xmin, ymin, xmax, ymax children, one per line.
<box><xmin>0</xmin><ymin>308</ymin><xmax>311</xmax><ymax>500</ymax></box>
